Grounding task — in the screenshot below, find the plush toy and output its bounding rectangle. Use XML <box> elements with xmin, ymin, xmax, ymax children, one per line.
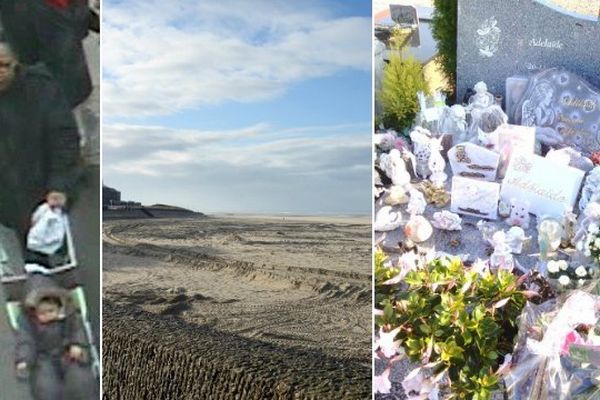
<box><xmin>508</xmin><ymin>198</ymin><xmax>530</xmax><ymax>229</ymax></box>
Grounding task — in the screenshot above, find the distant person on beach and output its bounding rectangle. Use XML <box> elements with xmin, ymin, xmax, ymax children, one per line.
<box><xmin>15</xmin><ymin>274</ymin><xmax>97</xmax><ymax>399</ymax></box>
<box><xmin>0</xmin><ymin>41</ymin><xmax>81</xmax><ymax>246</ymax></box>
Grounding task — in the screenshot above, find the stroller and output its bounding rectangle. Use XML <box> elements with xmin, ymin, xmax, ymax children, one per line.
<box><xmin>0</xmin><ymin>212</ymin><xmax>100</xmax><ymax>379</ymax></box>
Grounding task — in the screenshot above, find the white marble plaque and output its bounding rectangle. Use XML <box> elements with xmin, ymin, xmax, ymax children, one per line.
<box><xmin>500</xmin><ymin>152</ymin><xmax>584</xmax><ymax>218</ymax></box>
<box><xmin>494</xmin><ymin>124</ymin><xmax>536</xmax><ymax>178</ymax></box>
<box><xmin>451</xmin><ymin>176</ymin><xmax>500</xmax><ymax>219</ymax></box>
<box><xmin>448</xmin><ymin>142</ymin><xmax>500</xmax><ymax>181</ymax></box>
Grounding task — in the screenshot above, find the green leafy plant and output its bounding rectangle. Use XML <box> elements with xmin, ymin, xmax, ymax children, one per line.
<box><xmin>378</xmin><ymin>51</ymin><xmax>428</xmax><ymax>133</ymax></box>
<box><xmin>431</xmin><ymin>0</ymin><xmax>457</xmax><ymax>97</ymax></box>
<box><xmin>376</xmin><ymin>257</ymin><xmax>530</xmax><ymax>399</ymax></box>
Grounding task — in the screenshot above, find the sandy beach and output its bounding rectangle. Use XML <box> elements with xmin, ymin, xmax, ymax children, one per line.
<box><xmin>103</xmin><ymin>214</ymin><xmax>371</xmax><ymax>398</ymax></box>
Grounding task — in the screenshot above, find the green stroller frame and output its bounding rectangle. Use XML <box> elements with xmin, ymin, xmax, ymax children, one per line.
<box><xmin>0</xmin><ymin>218</ymin><xmax>100</xmax><ymax>378</ymax></box>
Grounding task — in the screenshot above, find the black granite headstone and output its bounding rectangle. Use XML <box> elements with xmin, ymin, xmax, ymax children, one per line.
<box><xmin>457</xmin><ymin>0</ymin><xmax>600</xmax><ymax>102</ymax></box>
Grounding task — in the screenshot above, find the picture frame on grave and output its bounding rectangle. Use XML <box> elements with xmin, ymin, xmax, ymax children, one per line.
<box><xmin>494</xmin><ymin>124</ymin><xmax>536</xmax><ymax>178</ymax></box>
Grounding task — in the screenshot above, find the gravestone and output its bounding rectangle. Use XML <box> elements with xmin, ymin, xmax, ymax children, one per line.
<box><xmin>448</xmin><ymin>142</ymin><xmax>500</xmax><ymax>181</ymax></box>
<box><xmin>512</xmin><ymin>69</ymin><xmax>600</xmax><ymax>155</ymax></box>
<box><xmin>390</xmin><ymin>5</ymin><xmax>418</xmax><ymax>28</ymax></box>
<box><xmin>457</xmin><ymin>0</ymin><xmax>600</xmax><ymax>102</ymax></box>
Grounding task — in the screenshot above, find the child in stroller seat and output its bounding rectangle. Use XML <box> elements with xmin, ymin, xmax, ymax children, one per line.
<box><xmin>15</xmin><ymin>274</ymin><xmax>96</xmax><ymax>400</ymax></box>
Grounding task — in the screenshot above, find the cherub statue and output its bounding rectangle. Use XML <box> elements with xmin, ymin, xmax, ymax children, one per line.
<box><xmin>490</xmin><ymin>231</ymin><xmax>514</xmax><ymax>272</ymax></box>
<box><xmin>407</xmin><ymin>188</ymin><xmax>427</xmax><ymax>216</ymax></box>
<box><xmin>428</xmin><ymin>137</ymin><xmax>447</xmax><ymax>188</ymax></box>
<box><xmin>467</xmin><ymin>81</ymin><xmax>495</xmax><ymax>111</ymax></box>
<box><xmin>379</xmin><ymin>149</ymin><xmax>411</xmax><ymax>187</ymax></box>
<box><xmin>439</xmin><ymin>104</ymin><xmax>468</xmax><ymax>143</ymax></box>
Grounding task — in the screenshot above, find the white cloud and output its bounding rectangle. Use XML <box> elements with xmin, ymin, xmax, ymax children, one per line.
<box><xmin>103</xmin><ymin>122</ymin><xmax>371</xmax><ymax>178</ymax></box>
<box><xmin>102</xmin><ymin>0</ymin><xmax>371</xmax><ymax>116</ymax></box>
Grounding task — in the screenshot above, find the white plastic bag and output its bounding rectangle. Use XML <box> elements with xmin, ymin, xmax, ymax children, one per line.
<box><xmin>26</xmin><ymin>203</ymin><xmax>67</xmax><ymax>255</ymax></box>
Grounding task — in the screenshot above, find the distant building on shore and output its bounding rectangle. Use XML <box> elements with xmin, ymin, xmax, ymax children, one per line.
<box><xmin>102</xmin><ymin>185</ymin><xmax>204</xmax><ymax>219</ymax></box>
<box><xmin>102</xmin><ymin>185</ymin><xmax>142</xmax><ymax>209</ymax></box>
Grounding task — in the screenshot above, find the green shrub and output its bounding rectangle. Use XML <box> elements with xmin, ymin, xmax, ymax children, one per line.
<box><xmin>376</xmin><ymin>257</ymin><xmax>529</xmax><ymax>400</ymax></box>
<box><xmin>378</xmin><ymin>51</ymin><xmax>428</xmax><ymax>132</ymax></box>
<box><xmin>431</xmin><ymin>0</ymin><xmax>458</xmax><ymax>97</ymax></box>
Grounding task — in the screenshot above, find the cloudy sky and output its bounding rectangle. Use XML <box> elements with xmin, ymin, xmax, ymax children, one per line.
<box><xmin>103</xmin><ymin>0</ymin><xmax>372</xmax><ymax>214</ymax></box>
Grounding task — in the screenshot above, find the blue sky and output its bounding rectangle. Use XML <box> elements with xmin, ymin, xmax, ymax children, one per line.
<box><xmin>103</xmin><ymin>0</ymin><xmax>372</xmax><ymax>214</ymax></box>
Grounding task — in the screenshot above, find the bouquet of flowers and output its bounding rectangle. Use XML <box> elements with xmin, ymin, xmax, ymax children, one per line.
<box><xmin>546</xmin><ymin>260</ymin><xmax>596</xmax><ymax>292</ymax></box>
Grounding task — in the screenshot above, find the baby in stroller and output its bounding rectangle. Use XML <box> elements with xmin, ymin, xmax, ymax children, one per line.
<box><xmin>15</xmin><ymin>274</ymin><xmax>96</xmax><ymax>400</ymax></box>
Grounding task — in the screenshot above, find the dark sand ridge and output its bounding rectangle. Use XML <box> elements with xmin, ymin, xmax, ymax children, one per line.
<box><xmin>103</xmin><ymin>215</ymin><xmax>371</xmax><ymax>399</ymax></box>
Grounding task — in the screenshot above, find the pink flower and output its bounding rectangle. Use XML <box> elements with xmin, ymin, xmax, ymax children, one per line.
<box><xmin>373</xmin><ymin>369</ymin><xmax>392</xmax><ymax>394</ymax></box>
<box><xmin>561</xmin><ymin>330</ymin><xmax>585</xmax><ymax>356</ymax></box>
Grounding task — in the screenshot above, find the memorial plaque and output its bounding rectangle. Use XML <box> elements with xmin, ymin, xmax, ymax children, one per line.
<box><xmin>451</xmin><ymin>176</ymin><xmax>500</xmax><ymax>220</ymax></box>
<box><xmin>448</xmin><ymin>142</ymin><xmax>500</xmax><ymax>181</ymax></box>
<box><xmin>512</xmin><ymin>69</ymin><xmax>600</xmax><ymax>155</ymax></box>
<box><xmin>500</xmin><ymin>152</ymin><xmax>584</xmax><ymax>218</ymax></box>
<box><xmin>457</xmin><ymin>0</ymin><xmax>600</xmax><ymax>101</ymax></box>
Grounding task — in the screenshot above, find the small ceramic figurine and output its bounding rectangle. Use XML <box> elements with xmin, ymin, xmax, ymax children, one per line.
<box><xmin>404</xmin><ymin>215</ymin><xmax>433</xmax><ymax>244</ymax></box>
<box><xmin>407</xmin><ymin>188</ymin><xmax>427</xmax><ymax>215</ymax></box>
<box><xmin>574</xmin><ymin>202</ymin><xmax>600</xmax><ymax>247</ymax></box>
<box><xmin>410</xmin><ymin>127</ymin><xmax>433</xmax><ymax>179</ymax></box>
<box><xmin>506</xmin><ymin>226</ymin><xmax>528</xmax><ymax>254</ymax></box>
<box><xmin>579</xmin><ymin>167</ymin><xmax>600</xmax><ymax>212</ymax></box>
<box><xmin>384</xmin><ymin>185</ymin><xmax>410</xmax><ymax>206</ymax></box>
<box><xmin>431</xmin><ymin>211</ymin><xmax>462</xmax><ymax>231</ymax></box>
<box><xmin>498</xmin><ymin>199</ymin><xmax>511</xmax><ymax>218</ymax></box>
<box><xmin>538</xmin><ymin>217</ymin><xmax>564</xmax><ymax>260</ymax></box>
<box><xmin>477</xmin><ymin>220</ymin><xmax>500</xmax><ymax>244</ymax></box>
<box><xmin>379</xmin><ymin>149</ymin><xmax>411</xmax><ymax>187</ymax></box>
<box><xmin>561</xmin><ymin>209</ymin><xmax>577</xmax><ymax>247</ymax></box>
<box><xmin>374</xmin><ymin>206</ymin><xmax>403</xmax><ymax>232</ymax></box>
<box><xmin>467</xmin><ymin>82</ymin><xmax>495</xmax><ymax>111</ymax></box>
<box><xmin>490</xmin><ymin>231</ymin><xmax>515</xmax><ymax>272</ymax></box>
<box><xmin>440</xmin><ymin>104</ymin><xmax>468</xmax><ymax>143</ymax></box>
<box><xmin>508</xmin><ymin>198</ymin><xmax>530</xmax><ymax>229</ymax></box>
<box><xmin>428</xmin><ymin>137</ymin><xmax>447</xmax><ymax>188</ymax></box>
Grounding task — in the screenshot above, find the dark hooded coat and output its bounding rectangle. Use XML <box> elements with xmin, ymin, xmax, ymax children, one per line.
<box><xmin>15</xmin><ymin>274</ymin><xmax>86</xmax><ymax>365</ymax></box>
<box><xmin>0</xmin><ymin>64</ymin><xmax>81</xmax><ymax>244</ymax></box>
<box><xmin>16</xmin><ymin>274</ymin><xmax>96</xmax><ymax>400</ymax></box>
<box><xmin>0</xmin><ymin>0</ymin><xmax>92</xmax><ymax>107</ymax></box>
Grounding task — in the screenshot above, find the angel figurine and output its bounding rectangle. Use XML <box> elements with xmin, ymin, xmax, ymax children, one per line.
<box><xmin>428</xmin><ymin>137</ymin><xmax>447</xmax><ymax>188</ymax></box>
<box><xmin>490</xmin><ymin>231</ymin><xmax>514</xmax><ymax>272</ymax></box>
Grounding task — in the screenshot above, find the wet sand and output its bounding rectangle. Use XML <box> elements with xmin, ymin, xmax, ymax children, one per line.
<box><xmin>103</xmin><ymin>214</ymin><xmax>371</xmax><ymax>398</ymax></box>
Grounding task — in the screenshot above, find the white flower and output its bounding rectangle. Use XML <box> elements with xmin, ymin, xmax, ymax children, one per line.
<box><xmin>585</xmin><ymin>249</ymin><xmax>592</xmax><ymax>257</ymax></box>
<box><xmin>575</xmin><ymin>266</ymin><xmax>587</xmax><ymax>277</ymax></box>
<box><xmin>578</xmin><ymin>279</ymin><xmax>586</xmax><ymax>287</ymax></box>
<box><xmin>373</xmin><ymin>369</ymin><xmax>392</xmax><ymax>394</ymax></box>
<box><xmin>558</xmin><ymin>275</ymin><xmax>571</xmax><ymax>286</ymax></box>
<box><xmin>558</xmin><ymin>260</ymin><xmax>568</xmax><ymax>271</ymax></box>
<box><xmin>547</xmin><ymin>261</ymin><xmax>560</xmax><ymax>273</ymax></box>
<box><xmin>589</xmin><ymin>223</ymin><xmax>599</xmax><ymax>234</ymax></box>
<box><xmin>377</xmin><ymin>327</ymin><xmax>402</xmax><ymax>358</ymax></box>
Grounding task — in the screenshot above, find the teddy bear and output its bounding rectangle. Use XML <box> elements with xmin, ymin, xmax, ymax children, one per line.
<box><xmin>507</xmin><ymin>198</ymin><xmax>530</xmax><ymax>229</ymax></box>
